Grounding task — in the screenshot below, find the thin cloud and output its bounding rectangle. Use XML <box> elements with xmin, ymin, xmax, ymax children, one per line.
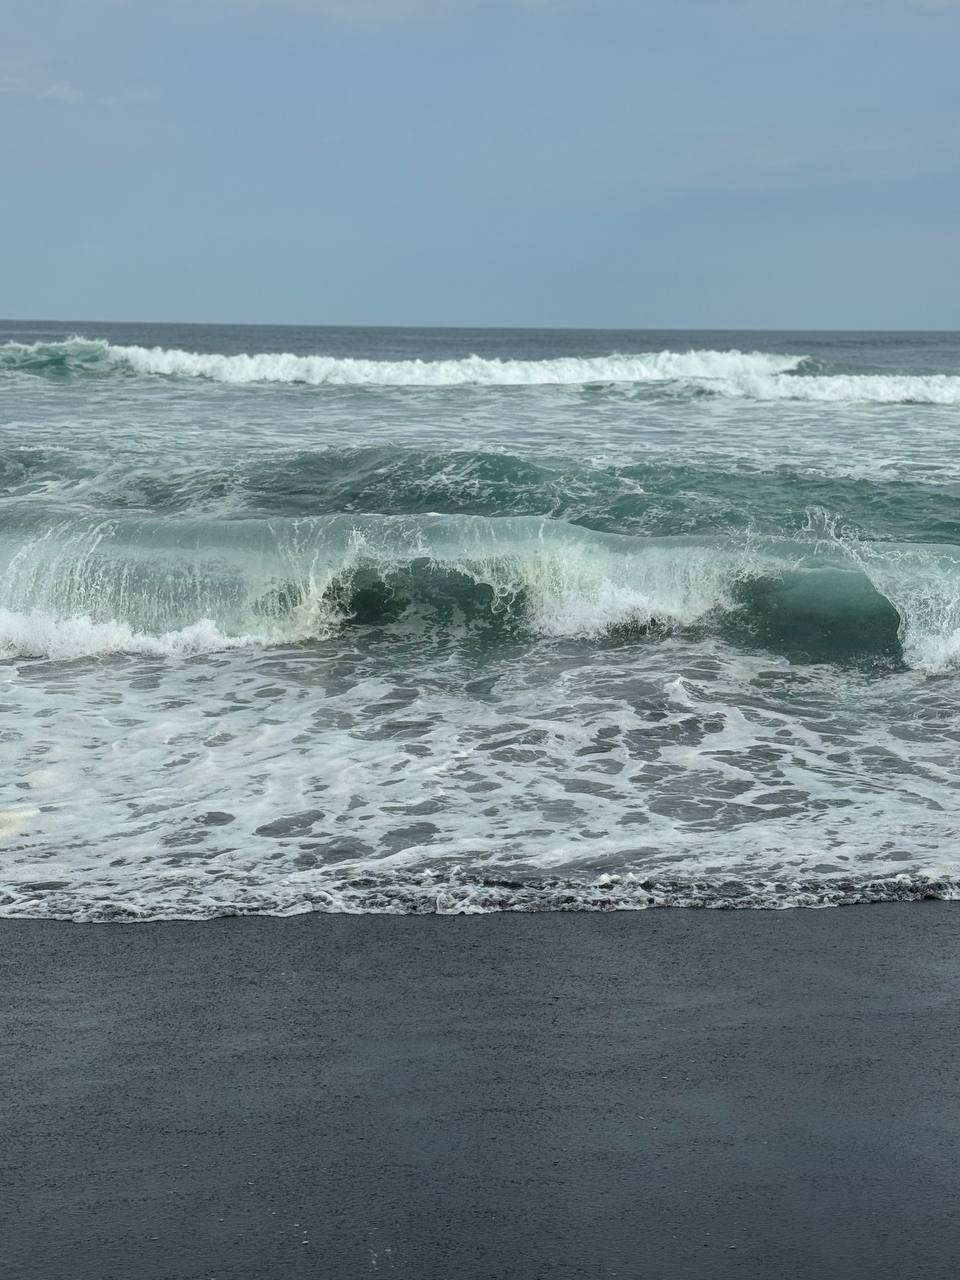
<box><xmin>0</xmin><ymin>70</ymin><xmax>86</xmax><ymax>104</ymax></box>
<box><xmin>39</xmin><ymin>84</ymin><xmax>84</xmax><ymax>103</ymax></box>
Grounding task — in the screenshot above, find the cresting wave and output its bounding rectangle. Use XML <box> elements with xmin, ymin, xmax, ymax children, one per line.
<box><xmin>708</xmin><ymin>372</ymin><xmax>960</xmax><ymax>405</ymax></box>
<box><xmin>1</xmin><ymin>511</ymin><xmax>959</xmax><ymax>670</ymax></box>
<box><xmin>6</xmin><ymin>336</ymin><xmax>960</xmax><ymax>401</ymax></box>
<box><xmin>0</xmin><ymin>337</ymin><xmax>807</xmax><ymax>386</ymax></box>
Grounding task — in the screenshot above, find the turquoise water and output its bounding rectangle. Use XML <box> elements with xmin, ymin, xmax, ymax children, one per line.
<box><xmin>2</xmin><ymin>321</ymin><xmax>960</xmax><ymax>917</ymax></box>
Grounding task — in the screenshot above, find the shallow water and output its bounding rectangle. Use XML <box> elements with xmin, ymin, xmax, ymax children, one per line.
<box><xmin>2</xmin><ymin>321</ymin><xmax>959</xmax><ymax>917</ymax></box>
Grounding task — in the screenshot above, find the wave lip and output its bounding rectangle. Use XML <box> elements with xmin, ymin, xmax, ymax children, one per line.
<box><xmin>0</xmin><ymin>338</ymin><xmax>808</xmax><ymax>386</ymax></box>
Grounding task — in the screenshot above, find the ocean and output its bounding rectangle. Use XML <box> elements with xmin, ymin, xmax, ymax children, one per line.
<box><xmin>2</xmin><ymin>320</ymin><xmax>959</xmax><ymax>919</ymax></box>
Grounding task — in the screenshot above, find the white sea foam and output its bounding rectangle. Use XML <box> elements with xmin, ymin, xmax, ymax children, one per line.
<box><xmin>845</xmin><ymin>542</ymin><xmax>960</xmax><ymax>673</ymax></box>
<box><xmin>0</xmin><ymin>609</ymin><xmax>259</xmax><ymax>661</ymax></box>
<box><xmin>104</xmin><ymin>342</ymin><xmax>810</xmax><ymax>386</ymax></box>
<box><xmin>0</xmin><ymin>337</ymin><xmax>807</xmax><ymax>386</ymax></box>
<box><xmin>5</xmin><ymin>640</ymin><xmax>960</xmax><ymax>920</ymax></box>
<box><xmin>709</xmin><ymin>372</ymin><xmax>960</xmax><ymax>405</ymax></box>
<box><xmin>8</xmin><ymin>338</ymin><xmax>960</xmax><ymax>402</ymax></box>
<box><xmin>479</xmin><ymin>536</ymin><xmax>752</xmax><ymax>636</ymax></box>
<box><xmin>0</xmin><ymin>807</ymin><xmax>38</xmax><ymax>840</ymax></box>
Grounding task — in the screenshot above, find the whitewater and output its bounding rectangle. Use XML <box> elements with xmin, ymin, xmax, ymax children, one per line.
<box><xmin>2</xmin><ymin>320</ymin><xmax>960</xmax><ymax>919</ymax></box>
<box><xmin>5</xmin><ymin>335</ymin><xmax>960</xmax><ymax>402</ymax></box>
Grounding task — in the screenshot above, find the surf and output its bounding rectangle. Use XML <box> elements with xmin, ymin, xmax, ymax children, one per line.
<box><xmin>0</xmin><ymin>337</ymin><xmax>809</xmax><ymax>386</ymax></box>
<box><xmin>1</xmin><ymin>509</ymin><xmax>957</xmax><ymax>670</ymax></box>
<box><xmin>7</xmin><ymin>336</ymin><xmax>960</xmax><ymax>403</ymax></box>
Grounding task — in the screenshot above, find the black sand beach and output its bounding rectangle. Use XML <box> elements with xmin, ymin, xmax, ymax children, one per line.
<box><xmin>4</xmin><ymin>904</ymin><xmax>960</xmax><ymax>1280</ymax></box>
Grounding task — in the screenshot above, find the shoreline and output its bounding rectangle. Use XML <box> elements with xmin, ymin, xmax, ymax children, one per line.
<box><xmin>7</xmin><ymin>868</ymin><xmax>959</xmax><ymax>919</ymax></box>
<box><xmin>5</xmin><ymin>902</ymin><xmax>960</xmax><ymax>1279</ymax></box>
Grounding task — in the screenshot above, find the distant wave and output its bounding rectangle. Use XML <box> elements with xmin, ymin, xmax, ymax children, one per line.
<box><xmin>5</xmin><ymin>337</ymin><xmax>960</xmax><ymax>402</ymax></box>
<box><xmin>706</xmin><ymin>372</ymin><xmax>960</xmax><ymax>406</ymax></box>
<box><xmin>0</xmin><ymin>337</ymin><xmax>807</xmax><ymax>386</ymax></box>
<box><xmin>1</xmin><ymin>511</ymin><xmax>959</xmax><ymax>671</ymax></box>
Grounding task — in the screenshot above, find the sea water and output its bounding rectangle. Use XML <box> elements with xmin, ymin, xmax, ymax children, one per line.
<box><xmin>2</xmin><ymin>321</ymin><xmax>959</xmax><ymax>917</ymax></box>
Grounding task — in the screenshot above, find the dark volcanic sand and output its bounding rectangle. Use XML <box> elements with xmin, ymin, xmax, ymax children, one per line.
<box><xmin>3</xmin><ymin>904</ymin><xmax>960</xmax><ymax>1279</ymax></box>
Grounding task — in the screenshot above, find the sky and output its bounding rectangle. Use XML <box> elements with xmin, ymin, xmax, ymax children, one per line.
<box><xmin>2</xmin><ymin>0</ymin><xmax>959</xmax><ymax>328</ymax></box>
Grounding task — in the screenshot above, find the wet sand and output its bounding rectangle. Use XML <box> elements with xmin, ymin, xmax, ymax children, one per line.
<box><xmin>4</xmin><ymin>904</ymin><xmax>960</xmax><ymax>1279</ymax></box>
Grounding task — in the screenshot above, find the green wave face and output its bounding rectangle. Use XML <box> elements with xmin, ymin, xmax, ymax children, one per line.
<box><xmin>0</xmin><ymin>508</ymin><xmax>943</xmax><ymax>666</ymax></box>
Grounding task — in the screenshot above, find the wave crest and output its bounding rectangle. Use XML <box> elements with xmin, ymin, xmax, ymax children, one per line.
<box><xmin>0</xmin><ymin>338</ymin><xmax>807</xmax><ymax>386</ymax></box>
<box><xmin>6</xmin><ymin>337</ymin><xmax>960</xmax><ymax>402</ymax></box>
<box><xmin>2</xmin><ymin>512</ymin><xmax>959</xmax><ymax>670</ymax></box>
<box><xmin>707</xmin><ymin>372</ymin><xmax>960</xmax><ymax>406</ymax></box>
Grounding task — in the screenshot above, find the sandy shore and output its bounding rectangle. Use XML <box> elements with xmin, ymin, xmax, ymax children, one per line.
<box><xmin>4</xmin><ymin>904</ymin><xmax>960</xmax><ymax>1279</ymax></box>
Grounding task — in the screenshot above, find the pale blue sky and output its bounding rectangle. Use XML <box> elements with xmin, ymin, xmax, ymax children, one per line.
<box><xmin>3</xmin><ymin>0</ymin><xmax>958</xmax><ymax>327</ymax></box>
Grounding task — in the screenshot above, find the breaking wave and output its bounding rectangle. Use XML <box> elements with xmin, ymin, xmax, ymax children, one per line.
<box><xmin>1</xmin><ymin>510</ymin><xmax>959</xmax><ymax>670</ymax></box>
<box><xmin>707</xmin><ymin>372</ymin><xmax>960</xmax><ymax>405</ymax></box>
<box><xmin>0</xmin><ymin>337</ymin><xmax>808</xmax><ymax>386</ymax></box>
<box><xmin>5</xmin><ymin>337</ymin><xmax>960</xmax><ymax>402</ymax></box>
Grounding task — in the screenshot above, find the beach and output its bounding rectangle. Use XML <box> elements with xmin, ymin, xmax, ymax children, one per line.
<box><xmin>5</xmin><ymin>902</ymin><xmax>960</xmax><ymax>1279</ymax></box>
<box><xmin>6</xmin><ymin>0</ymin><xmax>960</xmax><ymax>1271</ymax></box>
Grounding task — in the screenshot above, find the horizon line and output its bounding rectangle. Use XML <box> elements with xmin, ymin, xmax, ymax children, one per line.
<box><xmin>3</xmin><ymin>317</ymin><xmax>959</xmax><ymax>335</ymax></box>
